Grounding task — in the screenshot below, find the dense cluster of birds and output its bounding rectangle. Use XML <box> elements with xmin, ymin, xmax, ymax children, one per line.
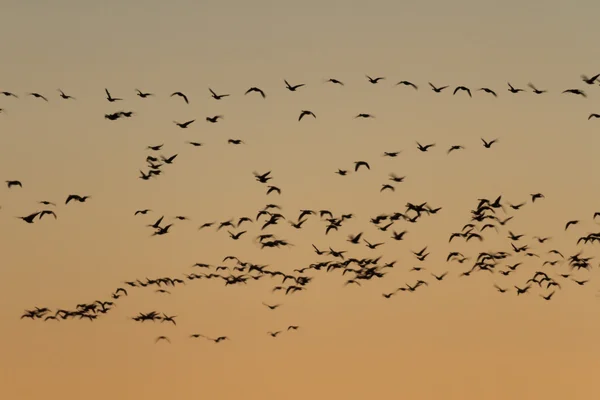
<box><xmin>6</xmin><ymin>72</ymin><xmax>600</xmax><ymax>345</ymax></box>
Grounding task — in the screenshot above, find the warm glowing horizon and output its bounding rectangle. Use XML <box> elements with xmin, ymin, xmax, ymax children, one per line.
<box><xmin>2</xmin><ymin>1</ymin><xmax>600</xmax><ymax>399</ymax></box>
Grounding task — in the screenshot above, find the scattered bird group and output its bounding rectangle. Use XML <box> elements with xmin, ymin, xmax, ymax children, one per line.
<box><xmin>5</xmin><ymin>71</ymin><xmax>600</xmax><ymax>345</ymax></box>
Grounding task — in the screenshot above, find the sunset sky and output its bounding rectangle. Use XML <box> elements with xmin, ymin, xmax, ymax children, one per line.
<box><xmin>1</xmin><ymin>1</ymin><xmax>600</xmax><ymax>399</ymax></box>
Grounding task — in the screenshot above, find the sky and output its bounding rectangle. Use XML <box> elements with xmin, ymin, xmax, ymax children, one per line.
<box><xmin>1</xmin><ymin>0</ymin><xmax>600</xmax><ymax>399</ymax></box>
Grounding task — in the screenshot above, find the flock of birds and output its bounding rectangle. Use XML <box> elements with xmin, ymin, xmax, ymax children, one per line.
<box><xmin>6</xmin><ymin>72</ymin><xmax>600</xmax><ymax>345</ymax></box>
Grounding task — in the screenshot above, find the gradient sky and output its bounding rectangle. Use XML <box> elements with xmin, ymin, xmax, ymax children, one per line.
<box><xmin>1</xmin><ymin>1</ymin><xmax>600</xmax><ymax>399</ymax></box>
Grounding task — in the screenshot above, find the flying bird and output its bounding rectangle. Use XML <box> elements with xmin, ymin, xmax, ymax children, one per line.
<box><xmin>245</xmin><ymin>87</ymin><xmax>266</xmax><ymax>98</ymax></box>
<box><xmin>209</xmin><ymin>88</ymin><xmax>230</xmax><ymax>100</ymax></box>
<box><xmin>298</xmin><ymin>110</ymin><xmax>316</xmax><ymax>121</ymax></box>
<box><xmin>453</xmin><ymin>86</ymin><xmax>472</xmax><ymax>97</ymax></box>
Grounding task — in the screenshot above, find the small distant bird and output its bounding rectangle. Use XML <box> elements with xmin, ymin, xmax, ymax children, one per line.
<box><xmin>58</xmin><ymin>89</ymin><xmax>75</xmax><ymax>100</ymax></box>
<box><xmin>453</xmin><ymin>86</ymin><xmax>472</xmax><ymax>97</ymax></box>
<box><xmin>581</xmin><ymin>73</ymin><xmax>600</xmax><ymax>85</ymax></box>
<box><xmin>105</xmin><ymin>89</ymin><xmax>122</xmax><ymax>102</ymax></box>
<box><xmin>507</xmin><ymin>83</ymin><xmax>524</xmax><ymax>93</ymax></box>
<box><xmin>245</xmin><ymin>87</ymin><xmax>266</xmax><ymax>98</ymax></box>
<box><xmin>325</xmin><ymin>78</ymin><xmax>344</xmax><ymax>85</ymax></box>
<box><xmin>174</xmin><ymin>120</ymin><xmax>195</xmax><ymax>129</ymax></box>
<box><xmin>135</xmin><ymin>89</ymin><xmax>153</xmax><ymax>98</ymax></box>
<box><xmin>366</xmin><ymin>75</ymin><xmax>385</xmax><ymax>84</ymax></box>
<box><xmin>355</xmin><ymin>113</ymin><xmax>374</xmax><ymax>119</ymax></box>
<box><xmin>65</xmin><ymin>194</ymin><xmax>90</xmax><ymax>204</ymax></box>
<box><xmin>209</xmin><ymin>88</ymin><xmax>230</xmax><ymax>100</ymax></box>
<box><xmin>564</xmin><ymin>220</ymin><xmax>579</xmax><ymax>231</ymax></box>
<box><xmin>6</xmin><ymin>180</ymin><xmax>22</xmax><ymax>188</ymax></box>
<box><xmin>39</xmin><ymin>210</ymin><xmax>57</xmax><ymax>220</ymax></box>
<box><xmin>563</xmin><ymin>89</ymin><xmax>586</xmax><ymax>97</ymax></box>
<box><xmin>298</xmin><ymin>110</ymin><xmax>316</xmax><ymax>121</ymax></box>
<box><xmin>266</xmin><ymin>186</ymin><xmax>281</xmax><ymax>195</ymax></box>
<box><xmin>171</xmin><ymin>92</ymin><xmax>189</xmax><ymax>104</ymax></box>
<box><xmin>155</xmin><ymin>336</ymin><xmax>171</xmax><ymax>344</ymax></box>
<box><xmin>447</xmin><ymin>145</ymin><xmax>464</xmax><ymax>154</ymax></box>
<box><xmin>354</xmin><ymin>161</ymin><xmax>370</xmax><ymax>171</ymax></box>
<box><xmin>478</xmin><ymin>87</ymin><xmax>497</xmax><ymax>97</ymax></box>
<box><xmin>527</xmin><ymin>83</ymin><xmax>547</xmax><ymax>94</ymax></box>
<box><xmin>395</xmin><ymin>81</ymin><xmax>418</xmax><ymax>90</ymax></box>
<box><xmin>588</xmin><ymin>113</ymin><xmax>600</xmax><ymax>120</ymax></box>
<box><xmin>18</xmin><ymin>212</ymin><xmax>40</xmax><ymax>224</ymax></box>
<box><xmin>28</xmin><ymin>92</ymin><xmax>48</xmax><ymax>101</ymax></box>
<box><xmin>206</xmin><ymin>115</ymin><xmax>223</xmax><ymax>123</ymax></box>
<box><xmin>530</xmin><ymin>193</ymin><xmax>544</xmax><ymax>202</ymax></box>
<box><xmin>481</xmin><ymin>138</ymin><xmax>498</xmax><ymax>148</ymax></box>
<box><xmin>428</xmin><ymin>82</ymin><xmax>448</xmax><ymax>93</ymax></box>
<box><xmin>416</xmin><ymin>142</ymin><xmax>435</xmax><ymax>152</ymax></box>
<box><xmin>284</xmin><ymin>80</ymin><xmax>305</xmax><ymax>91</ymax></box>
<box><xmin>262</xmin><ymin>302</ymin><xmax>281</xmax><ymax>310</ymax></box>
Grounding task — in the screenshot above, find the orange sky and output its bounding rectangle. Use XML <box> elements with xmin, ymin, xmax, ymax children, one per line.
<box><xmin>1</xmin><ymin>1</ymin><xmax>600</xmax><ymax>399</ymax></box>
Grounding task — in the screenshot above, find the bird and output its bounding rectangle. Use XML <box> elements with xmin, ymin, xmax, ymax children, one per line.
<box><xmin>395</xmin><ymin>81</ymin><xmax>418</xmax><ymax>90</ymax></box>
<box><xmin>298</xmin><ymin>110</ymin><xmax>316</xmax><ymax>121</ymax></box>
<box><xmin>209</xmin><ymin>88</ymin><xmax>229</xmax><ymax>100</ymax></box>
<box><xmin>481</xmin><ymin>138</ymin><xmax>498</xmax><ymax>148</ymax></box>
<box><xmin>105</xmin><ymin>89</ymin><xmax>122</xmax><ymax>102</ymax></box>
<box><xmin>527</xmin><ymin>83</ymin><xmax>547</xmax><ymax>94</ymax></box>
<box><xmin>366</xmin><ymin>75</ymin><xmax>385</xmax><ymax>84</ymax></box>
<box><xmin>565</xmin><ymin>220</ymin><xmax>579</xmax><ymax>230</ymax></box>
<box><xmin>588</xmin><ymin>113</ymin><xmax>600</xmax><ymax>120</ymax></box>
<box><xmin>325</xmin><ymin>78</ymin><xmax>344</xmax><ymax>85</ymax></box>
<box><xmin>6</xmin><ymin>180</ymin><xmax>22</xmax><ymax>188</ymax></box>
<box><xmin>507</xmin><ymin>83</ymin><xmax>525</xmax><ymax>93</ymax></box>
<box><xmin>478</xmin><ymin>87</ymin><xmax>497</xmax><ymax>97</ymax></box>
<box><xmin>135</xmin><ymin>89</ymin><xmax>153</xmax><ymax>98</ymax></box>
<box><xmin>262</xmin><ymin>303</ymin><xmax>281</xmax><ymax>310</ymax></box>
<box><xmin>581</xmin><ymin>73</ymin><xmax>600</xmax><ymax>85</ymax></box>
<box><xmin>28</xmin><ymin>92</ymin><xmax>48</xmax><ymax>101</ymax></box>
<box><xmin>174</xmin><ymin>120</ymin><xmax>195</xmax><ymax>129</ymax></box>
<box><xmin>58</xmin><ymin>89</ymin><xmax>75</xmax><ymax>100</ymax></box>
<box><xmin>18</xmin><ymin>212</ymin><xmax>40</xmax><ymax>224</ymax></box>
<box><xmin>206</xmin><ymin>115</ymin><xmax>224</xmax><ymax>123</ymax></box>
<box><xmin>562</xmin><ymin>89</ymin><xmax>586</xmax><ymax>97</ymax></box>
<box><xmin>354</xmin><ymin>161</ymin><xmax>370</xmax><ymax>171</ymax></box>
<box><xmin>447</xmin><ymin>145</ymin><xmax>464</xmax><ymax>154</ymax></box>
<box><xmin>155</xmin><ymin>336</ymin><xmax>171</xmax><ymax>344</ymax></box>
<box><xmin>416</xmin><ymin>142</ymin><xmax>435</xmax><ymax>152</ymax></box>
<box><xmin>453</xmin><ymin>86</ymin><xmax>472</xmax><ymax>97</ymax></box>
<box><xmin>245</xmin><ymin>87</ymin><xmax>266</xmax><ymax>98</ymax></box>
<box><xmin>170</xmin><ymin>92</ymin><xmax>189</xmax><ymax>104</ymax></box>
<box><xmin>284</xmin><ymin>80</ymin><xmax>305</xmax><ymax>91</ymax></box>
<box><xmin>428</xmin><ymin>83</ymin><xmax>448</xmax><ymax>93</ymax></box>
<box><xmin>65</xmin><ymin>194</ymin><xmax>90</xmax><ymax>204</ymax></box>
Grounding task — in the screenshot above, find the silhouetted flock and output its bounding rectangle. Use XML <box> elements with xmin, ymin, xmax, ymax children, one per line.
<box><xmin>4</xmin><ymin>72</ymin><xmax>600</xmax><ymax>345</ymax></box>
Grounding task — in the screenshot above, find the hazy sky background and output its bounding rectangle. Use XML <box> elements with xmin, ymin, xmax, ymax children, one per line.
<box><xmin>1</xmin><ymin>1</ymin><xmax>600</xmax><ymax>399</ymax></box>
